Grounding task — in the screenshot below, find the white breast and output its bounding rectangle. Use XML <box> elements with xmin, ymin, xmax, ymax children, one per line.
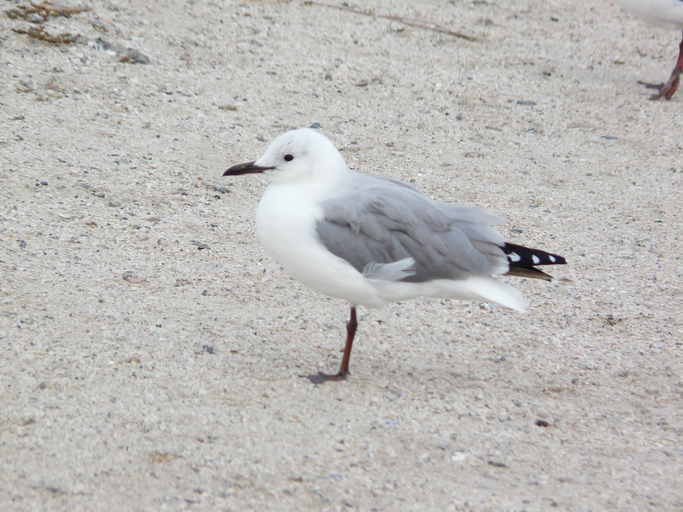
<box><xmin>255</xmin><ymin>183</ymin><xmax>385</xmax><ymax>308</ymax></box>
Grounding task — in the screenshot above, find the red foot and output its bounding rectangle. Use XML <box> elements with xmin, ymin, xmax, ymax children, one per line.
<box><xmin>653</xmin><ymin>74</ymin><xmax>680</xmax><ymax>100</ymax></box>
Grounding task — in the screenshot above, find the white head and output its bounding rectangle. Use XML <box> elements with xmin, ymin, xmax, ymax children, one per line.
<box><xmin>224</xmin><ymin>128</ymin><xmax>348</xmax><ymax>185</ymax></box>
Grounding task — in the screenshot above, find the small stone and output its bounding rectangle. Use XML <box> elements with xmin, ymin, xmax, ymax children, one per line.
<box><xmin>209</xmin><ymin>185</ymin><xmax>230</xmax><ymax>194</ymax></box>
<box><xmin>488</xmin><ymin>460</ymin><xmax>508</xmax><ymax>468</ymax></box>
<box><xmin>191</xmin><ymin>240</ymin><xmax>209</xmax><ymax>250</ymax></box>
<box><xmin>122</xmin><ymin>271</ymin><xmax>146</xmax><ymax>284</ymax></box>
<box><xmin>118</xmin><ymin>48</ymin><xmax>150</xmax><ymax>64</ymax></box>
<box><xmin>26</xmin><ymin>13</ymin><xmax>44</xmax><ymax>24</ymax></box>
<box><xmin>92</xmin><ymin>37</ymin><xmax>114</xmax><ymax>51</ymax></box>
<box><xmin>91</xmin><ymin>20</ymin><xmax>108</xmax><ymax>33</ymax></box>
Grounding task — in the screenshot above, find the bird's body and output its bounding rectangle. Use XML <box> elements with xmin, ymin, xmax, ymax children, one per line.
<box><xmin>618</xmin><ymin>0</ymin><xmax>683</xmax><ymax>99</ymax></box>
<box><xmin>619</xmin><ymin>0</ymin><xmax>683</xmax><ymax>27</ymax></box>
<box><xmin>256</xmin><ymin>170</ymin><xmax>528</xmax><ymax>311</ymax></box>
<box><xmin>225</xmin><ymin>128</ymin><xmax>566</xmax><ymax>379</ymax></box>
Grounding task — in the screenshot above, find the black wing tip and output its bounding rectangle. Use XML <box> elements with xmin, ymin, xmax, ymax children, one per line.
<box><xmin>503</xmin><ymin>242</ymin><xmax>567</xmax><ymax>267</ymax></box>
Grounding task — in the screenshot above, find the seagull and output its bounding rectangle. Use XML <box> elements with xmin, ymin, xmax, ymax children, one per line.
<box><xmin>618</xmin><ymin>0</ymin><xmax>683</xmax><ymax>99</ymax></box>
<box><xmin>224</xmin><ymin>128</ymin><xmax>567</xmax><ymax>380</ymax></box>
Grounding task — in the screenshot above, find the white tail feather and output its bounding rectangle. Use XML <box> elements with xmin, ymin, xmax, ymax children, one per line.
<box><xmin>368</xmin><ymin>275</ymin><xmax>528</xmax><ymax>311</ymax></box>
<box><xmin>437</xmin><ymin>276</ymin><xmax>528</xmax><ymax>312</ymax></box>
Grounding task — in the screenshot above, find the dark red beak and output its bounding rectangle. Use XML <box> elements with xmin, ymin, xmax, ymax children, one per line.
<box><xmin>223</xmin><ymin>161</ymin><xmax>274</xmax><ymax>176</ymax></box>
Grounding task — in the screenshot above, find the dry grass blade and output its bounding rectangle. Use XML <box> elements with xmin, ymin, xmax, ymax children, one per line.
<box><xmin>30</xmin><ymin>2</ymin><xmax>91</xmax><ymax>16</ymax></box>
<box><xmin>12</xmin><ymin>25</ymin><xmax>79</xmax><ymax>44</ymax></box>
<box><xmin>5</xmin><ymin>1</ymin><xmax>90</xmax><ymax>21</ymax></box>
<box><xmin>305</xmin><ymin>1</ymin><xmax>478</xmax><ymax>42</ymax></box>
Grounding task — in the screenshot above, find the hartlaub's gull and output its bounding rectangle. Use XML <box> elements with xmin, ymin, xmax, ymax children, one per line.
<box><xmin>224</xmin><ymin>128</ymin><xmax>567</xmax><ymax>380</ymax></box>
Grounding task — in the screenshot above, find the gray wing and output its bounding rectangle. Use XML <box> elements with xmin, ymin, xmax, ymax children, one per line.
<box><xmin>316</xmin><ymin>174</ymin><xmax>509</xmax><ymax>282</ymax></box>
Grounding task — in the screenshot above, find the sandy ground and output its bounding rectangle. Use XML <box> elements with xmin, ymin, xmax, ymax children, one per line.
<box><xmin>1</xmin><ymin>0</ymin><xmax>682</xmax><ymax>510</ymax></box>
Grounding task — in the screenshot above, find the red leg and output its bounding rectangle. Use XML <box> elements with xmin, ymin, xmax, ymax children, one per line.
<box><xmin>337</xmin><ymin>306</ymin><xmax>358</xmax><ymax>377</ymax></box>
<box><xmin>652</xmin><ymin>31</ymin><xmax>683</xmax><ymax>100</ymax></box>
<box><xmin>313</xmin><ymin>306</ymin><xmax>358</xmax><ymax>382</ymax></box>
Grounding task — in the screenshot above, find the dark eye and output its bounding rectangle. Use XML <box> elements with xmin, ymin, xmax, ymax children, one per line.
<box><xmin>284</xmin><ymin>154</ymin><xmax>294</xmax><ymax>162</ymax></box>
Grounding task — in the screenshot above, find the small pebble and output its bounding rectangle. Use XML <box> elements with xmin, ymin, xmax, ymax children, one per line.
<box><xmin>488</xmin><ymin>460</ymin><xmax>508</xmax><ymax>468</ymax></box>
<box><xmin>122</xmin><ymin>271</ymin><xmax>146</xmax><ymax>284</ymax></box>
<box><xmin>92</xmin><ymin>37</ymin><xmax>115</xmax><ymax>51</ymax></box>
<box><xmin>118</xmin><ymin>48</ymin><xmax>150</xmax><ymax>64</ymax></box>
<box><xmin>191</xmin><ymin>240</ymin><xmax>210</xmax><ymax>250</ymax></box>
<box><xmin>26</xmin><ymin>13</ymin><xmax>44</xmax><ymax>24</ymax></box>
<box><xmin>210</xmin><ymin>185</ymin><xmax>230</xmax><ymax>194</ymax></box>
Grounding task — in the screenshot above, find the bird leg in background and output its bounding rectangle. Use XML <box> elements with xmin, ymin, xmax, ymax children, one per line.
<box><xmin>657</xmin><ymin>31</ymin><xmax>683</xmax><ymax>100</ymax></box>
<box><xmin>643</xmin><ymin>30</ymin><xmax>683</xmax><ymax>100</ymax></box>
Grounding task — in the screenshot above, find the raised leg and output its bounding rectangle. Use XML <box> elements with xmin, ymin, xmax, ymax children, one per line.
<box><xmin>649</xmin><ymin>31</ymin><xmax>683</xmax><ymax>100</ymax></box>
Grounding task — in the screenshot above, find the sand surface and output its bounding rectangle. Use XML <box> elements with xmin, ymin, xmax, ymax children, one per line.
<box><xmin>1</xmin><ymin>0</ymin><xmax>681</xmax><ymax>510</ymax></box>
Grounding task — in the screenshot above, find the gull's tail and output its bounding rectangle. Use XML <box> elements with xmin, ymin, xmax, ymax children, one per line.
<box><xmin>502</xmin><ymin>243</ymin><xmax>567</xmax><ymax>281</ymax></box>
<box><xmin>437</xmin><ymin>276</ymin><xmax>528</xmax><ymax>312</ymax></box>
